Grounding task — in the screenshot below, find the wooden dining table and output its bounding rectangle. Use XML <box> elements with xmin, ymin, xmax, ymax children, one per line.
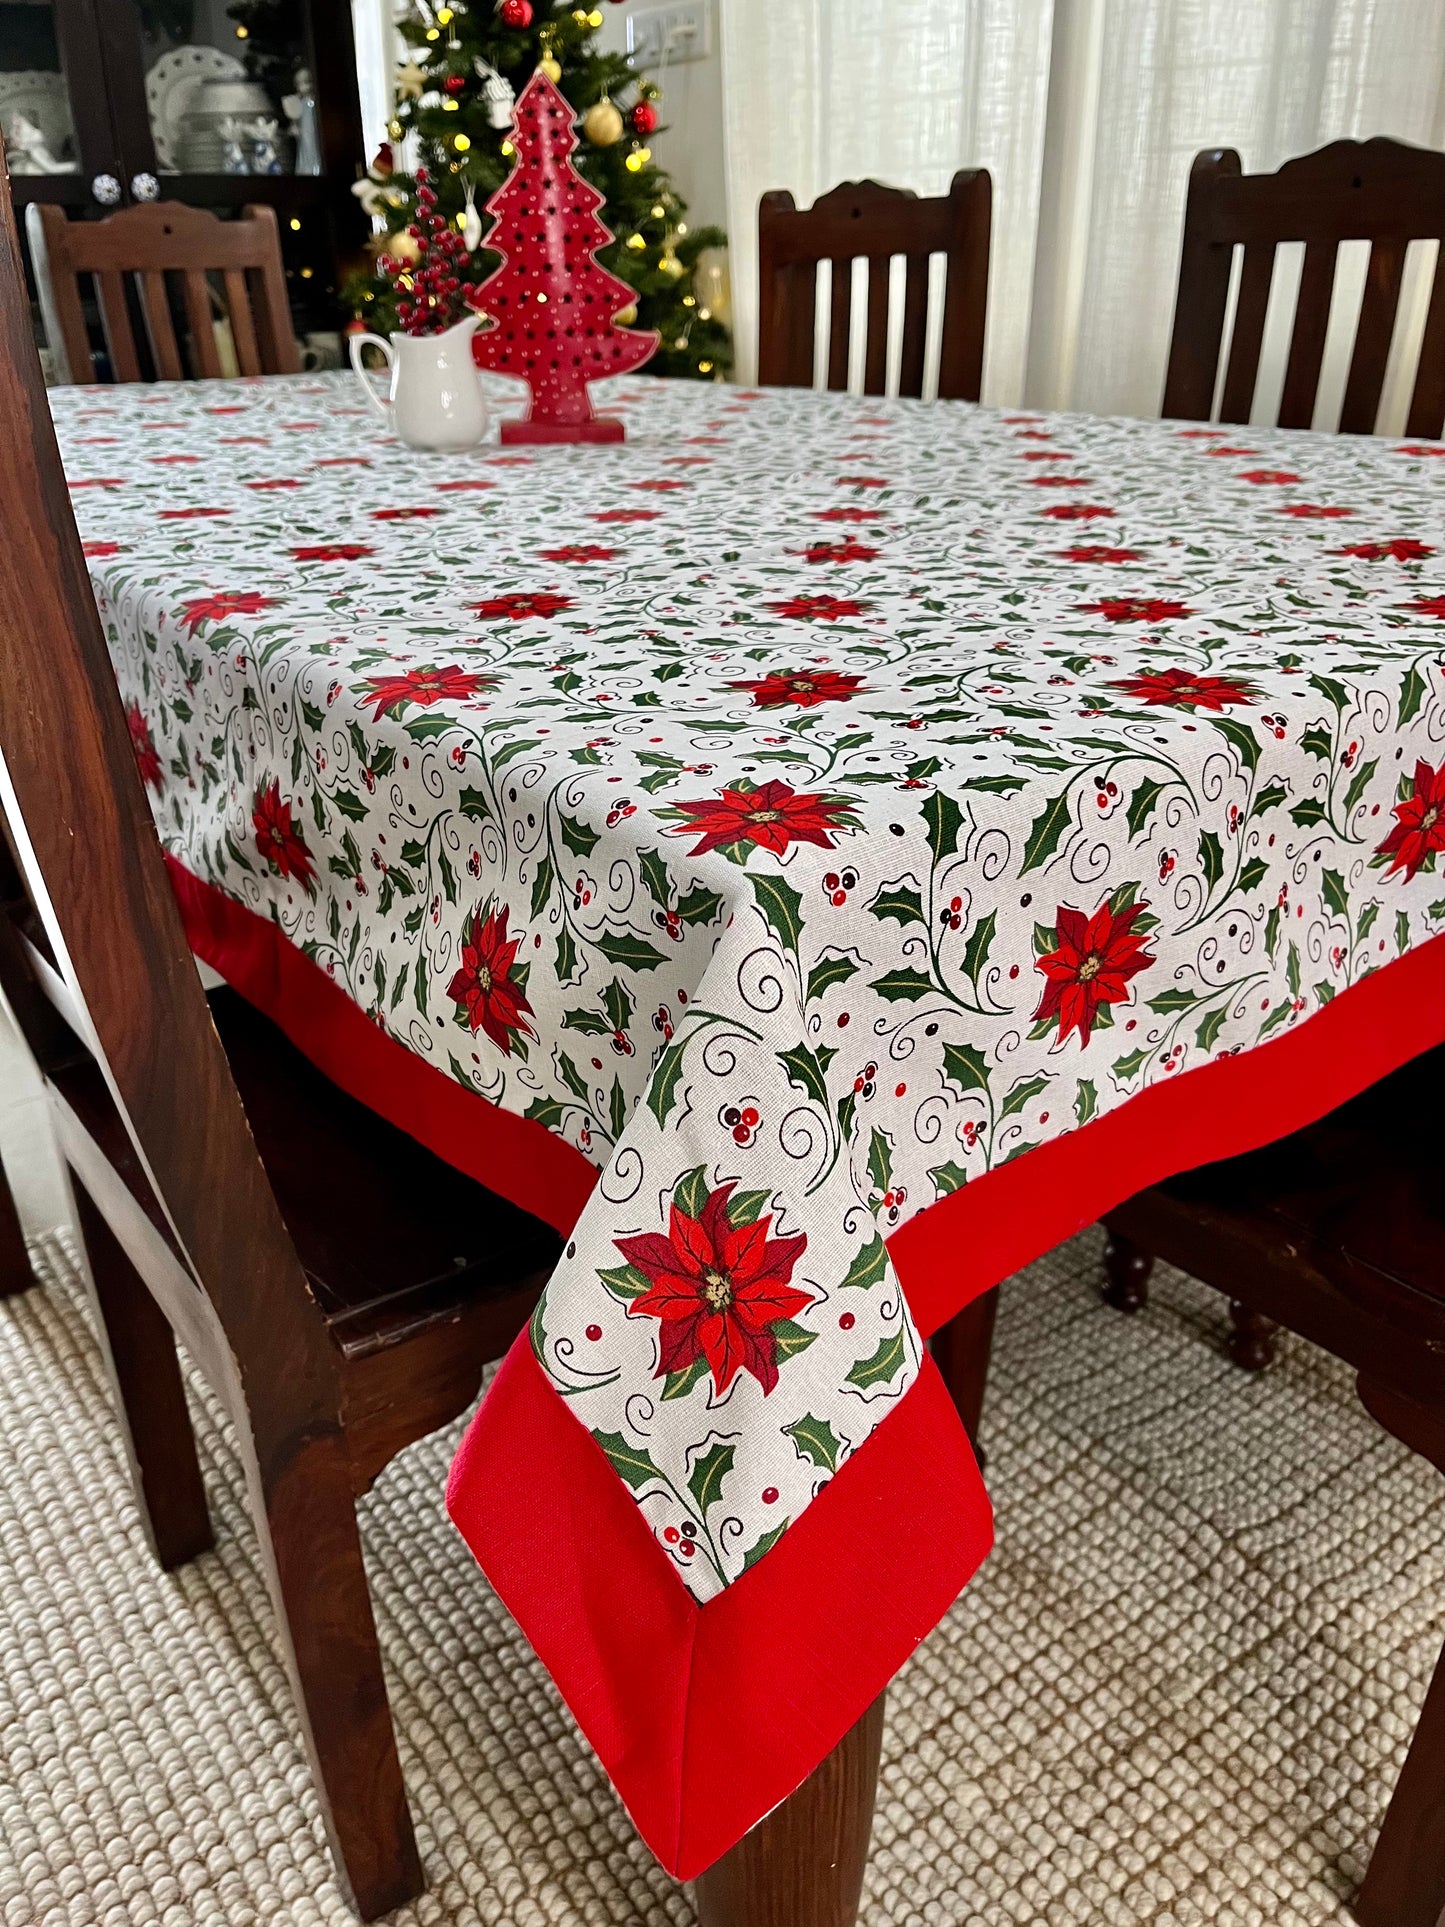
<box><xmin>54</xmin><ymin>365</ymin><xmax>1445</xmax><ymax>1917</ymax></box>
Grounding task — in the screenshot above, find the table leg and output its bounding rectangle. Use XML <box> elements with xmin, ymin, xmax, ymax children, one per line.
<box><xmin>692</xmin><ymin>1693</ymin><xmax>885</xmax><ymax>1927</ymax></box>
<box><xmin>0</xmin><ymin>1152</ymin><xmax>31</xmax><ymax>1298</ymax></box>
<box><xmin>930</xmin><ymin>1286</ymin><xmax>999</xmax><ymax>1456</ymax></box>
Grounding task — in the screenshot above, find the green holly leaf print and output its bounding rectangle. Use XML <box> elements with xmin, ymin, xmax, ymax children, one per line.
<box><xmin>677</xmin><ymin>881</ymin><xmax>724</xmax><ymax>925</ymax></box>
<box><xmin>1237</xmin><ymin>857</ymin><xmax>1269</xmax><ymax>894</ymax></box>
<box><xmin>1126</xmin><ymin>776</ymin><xmax>1168</xmax><ymax>838</ymax></box>
<box><xmin>596</xmin><ymin>930</ymin><xmax>666</xmax><ymax>971</ymax></box>
<box><xmin>966</xmin><ymin>773</ymin><xmax>1027</xmax><ymax>796</ymax></box>
<box><xmin>868</xmin><ymin>967</ymin><xmax>934</xmax><ymax>1002</ymax></box>
<box><xmin>1290</xmin><ymin>797</ymin><xmax>1327</xmax><ymax>828</ymax></box>
<box><xmin>751</xmin><ymin>872</ymin><xmax>804</xmax><ymax>954</ymax></box>
<box><xmin>869</xmin><ymin>879</ymin><xmax>925</xmax><ymax>926</ymax></box>
<box><xmin>839</xmin><ymin>1233</ymin><xmax>888</xmax><ymax>1291</ymax></box>
<box><xmin>1321</xmin><ymin>869</ymin><xmax>1349</xmax><ymax>918</ymax></box>
<box><xmin>784</xmin><ymin>1413</ymin><xmax>842</xmax><ymax>1474</ymax></box>
<box><xmin>609</xmin><ymin>1077</ymin><xmax>627</xmax><ymax>1140</ymax></box>
<box><xmin>999</xmin><ymin>1072</ymin><xmax>1049</xmax><ymax>1119</ymax></box>
<box><xmin>1198</xmin><ymin>830</ymin><xmax>1224</xmax><ymax>894</ymax></box>
<box><xmin>555</xmin><ymin>923</ymin><xmax>579</xmax><ymax>984</ymax></box>
<box><xmin>457</xmin><ymin>787</ymin><xmax>491</xmax><ymax>821</ymax></box>
<box><xmin>866</xmin><ymin>1127</ymin><xmax>893</xmax><ymax>1197</ymax></box>
<box><xmin>673</xmin><ymin>1164</ymin><xmax>709</xmax><ymax>1220</ymax></box>
<box><xmin>1310</xmin><ymin>672</ymin><xmax>1350</xmax><ymax>712</ymax></box>
<box><xmin>728</xmin><ymin>1189</ymin><xmax>773</xmax><ymax>1226</ymax></box>
<box><xmin>559</xmin><ymin>813</ymin><xmax>599</xmax><ymax>857</ymax></box>
<box><xmin>806</xmin><ymin>951</ymin><xmax>860</xmax><ymax>1002</ymax></box>
<box><xmin>845</xmin><ymin>1327</ymin><xmax>907</xmax><ymax>1392</ymax></box>
<box><xmin>530</xmin><ymin>854</ymin><xmax>555</xmax><ymax>919</ymax></box>
<box><xmin>1112</xmin><ymin>1047</ymin><xmax>1149</xmax><ymax>1085</ymax></box>
<box><xmin>772</xmin><ymin>1318</ymin><xmax>819</xmax><ymax>1363</ymax></box>
<box><xmin>941</xmin><ymin>1041</ymin><xmax>989</xmax><ymax>1094</ymax></box>
<box><xmin>1252</xmin><ymin>781</ymin><xmax>1287</xmax><ymax>817</ymax></box>
<box><xmin>525</xmin><ymin>1096</ymin><xmax>569</xmax><ymax>1130</ymax></box>
<box><xmin>1343</xmin><ymin>758</ymin><xmax>1377</xmax><ymax>818</ymax></box>
<box><xmin>1075</xmin><ymin>1079</ymin><xmax>1097</xmax><ymax>1125</ymax></box>
<box><xmin>923</xmin><ymin>790</ymin><xmax>963</xmax><ymax>865</ymax></box>
<box><xmin>1301</xmin><ymin>724</ymin><xmax>1333</xmax><ymax>761</ymax></box>
<box><xmin>687</xmin><ymin>1439</ymin><xmax>736</xmax><ymax>1513</ymax></box>
<box><xmin>638</xmin><ymin>846</ymin><xmax>672</xmax><ymax>907</ymax></box>
<box><xmin>595</xmin><ymin>1431</ymin><xmax>662</xmax><ymax>1492</ymax></box>
<box><xmin>960</xmin><ymin>908</ymin><xmax>996</xmax><ymax>986</ymax></box>
<box><xmin>599</xmin><ymin>1263</ymin><xmax>650</xmax><ymax>1302</ymax></box>
<box><xmin>1398</xmin><ymin>662</ymin><xmax>1427</xmax><ymax>726</ymax></box>
<box><xmin>1212</xmin><ymin>716</ymin><xmax>1260</xmax><ymax>775</ymax></box>
<box><xmin>564</xmin><ymin>1007</ymin><xmax>612</xmax><ymax>1036</ymax></box>
<box><xmin>742</xmin><ymin>1520</ymin><xmax>789</xmax><ymax>1571</ymax></box>
<box><xmin>929</xmin><ymin>1160</ymin><xmax>969</xmax><ymax>1196</ymax></box>
<box><xmin>648</xmin><ymin>1039</ymin><xmax>686</xmax><ymax>1127</ymax></box>
<box><xmin>780</xmin><ymin>1042</ymin><xmax>834</xmax><ymax>1110</ymax></box>
<box><xmin>662</xmin><ymin>1356</ymin><xmax>709</xmax><ymax>1401</ymax></box>
<box><xmin>1396</xmin><ymin>909</ymin><xmax>1412</xmax><ymax>954</ymax></box>
<box><xmin>1020</xmin><ymin>788</ymin><xmax>1075</xmax><ymax>873</ymax></box>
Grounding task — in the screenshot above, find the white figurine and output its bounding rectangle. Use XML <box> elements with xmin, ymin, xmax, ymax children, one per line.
<box><xmin>2</xmin><ymin>111</ymin><xmax>78</xmax><ymax>176</ymax></box>
<box><xmin>283</xmin><ymin>68</ymin><xmax>322</xmax><ymax>176</ymax></box>
<box><xmin>249</xmin><ymin>117</ymin><xmax>284</xmax><ymax>175</ymax></box>
<box><xmin>474</xmin><ymin>60</ymin><xmax>516</xmax><ymax>130</ymax></box>
<box><xmin>219</xmin><ymin>116</ymin><xmax>251</xmax><ymax>175</ymax></box>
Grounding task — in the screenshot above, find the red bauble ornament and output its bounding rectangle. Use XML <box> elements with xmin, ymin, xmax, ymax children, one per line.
<box><xmin>473</xmin><ymin>70</ymin><xmax>658</xmax><ymax>443</ymax></box>
<box><xmin>630</xmin><ymin>100</ymin><xmax>658</xmax><ymax>137</ymax></box>
<box><xmin>497</xmin><ymin>0</ymin><xmax>532</xmax><ymax>24</ymax></box>
<box><xmin>443</xmin><ymin>74</ymin><xmax>467</xmax><ymax>94</ymax></box>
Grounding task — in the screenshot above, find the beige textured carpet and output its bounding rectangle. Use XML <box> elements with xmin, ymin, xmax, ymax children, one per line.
<box><xmin>1</xmin><ymin>1230</ymin><xmax>1440</xmax><ymax>1927</ymax></box>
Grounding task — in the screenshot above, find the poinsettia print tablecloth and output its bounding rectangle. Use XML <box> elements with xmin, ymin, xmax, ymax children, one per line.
<box><xmin>55</xmin><ymin>369</ymin><xmax>1445</xmax><ymax>1876</ymax></box>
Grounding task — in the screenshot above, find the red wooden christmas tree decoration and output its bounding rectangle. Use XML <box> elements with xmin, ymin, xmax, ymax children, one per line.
<box><xmin>473</xmin><ymin>70</ymin><xmax>658</xmax><ymax>444</ymax></box>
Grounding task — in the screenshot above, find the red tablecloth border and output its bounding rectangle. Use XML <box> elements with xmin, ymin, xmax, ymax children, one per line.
<box><xmin>166</xmin><ymin>855</ymin><xmax>1445</xmax><ymax>1875</ymax></box>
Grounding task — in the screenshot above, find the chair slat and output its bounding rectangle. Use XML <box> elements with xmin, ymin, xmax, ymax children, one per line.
<box><xmin>826</xmin><ymin>258</ymin><xmax>851</xmax><ymax>391</ymax></box>
<box><xmin>94</xmin><ymin>271</ymin><xmax>142</xmax><ymax>384</ymax></box>
<box><xmin>1219</xmin><ymin>243</ymin><xmax>1275</xmax><ymax>423</ymax></box>
<box><xmin>181</xmin><ymin>272</ymin><xmax>224</xmax><ymax>380</ymax></box>
<box><xmin>1406</xmin><ymin>246</ymin><xmax>1445</xmax><ymax>440</ymax></box>
<box><xmin>1277</xmin><ymin>240</ymin><xmax>1338</xmax><ymax>429</ymax></box>
<box><xmin>1338</xmin><ymin>238</ymin><xmax>1407</xmax><ymax>435</ymax></box>
<box><xmin>138</xmin><ymin>269</ymin><xmax>183</xmax><ymax>381</ymax></box>
<box><xmin>898</xmin><ymin>255</ymin><xmax>930</xmax><ymax>398</ymax></box>
<box><xmin>224</xmin><ymin>270</ymin><xmax>262</xmax><ymax>377</ymax></box>
<box><xmin>863</xmin><ymin>256</ymin><xmax>890</xmax><ymax>395</ymax></box>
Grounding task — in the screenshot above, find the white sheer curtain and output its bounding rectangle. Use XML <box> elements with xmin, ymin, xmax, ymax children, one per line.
<box><xmin>721</xmin><ymin>0</ymin><xmax>1445</xmax><ymax>420</ymax></box>
<box><xmin>719</xmin><ymin>0</ymin><xmax>1056</xmax><ymax>403</ymax></box>
<box><xmin>351</xmin><ymin>0</ymin><xmax>401</xmax><ymax>164</ymax></box>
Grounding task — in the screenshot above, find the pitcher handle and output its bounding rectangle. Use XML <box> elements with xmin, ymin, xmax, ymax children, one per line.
<box><xmin>349</xmin><ymin>332</ymin><xmax>394</xmax><ymax>420</ymax></box>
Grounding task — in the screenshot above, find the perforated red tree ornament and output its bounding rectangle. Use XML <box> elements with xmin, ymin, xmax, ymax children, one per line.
<box><xmin>473</xmin><ymin>70</ymin><xmax>659</xmax><ymax>444</ymax></box>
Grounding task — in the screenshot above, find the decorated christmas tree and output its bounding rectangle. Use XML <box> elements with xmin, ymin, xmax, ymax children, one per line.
<box><xmin>346</xmin><ymin>1</ymin><xmax>729</xmax><ymax>382</ymax></box>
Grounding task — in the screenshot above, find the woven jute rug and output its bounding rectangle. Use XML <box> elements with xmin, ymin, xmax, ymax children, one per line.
<box><xmin>1</xmin><ymin>1228</ymin><xmax>1438</xmax><ymax>1927</ymax></box>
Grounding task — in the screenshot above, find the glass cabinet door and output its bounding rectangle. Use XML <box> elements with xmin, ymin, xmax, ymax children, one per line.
<box><xmin>0</xmin><ymin>1</ymin><xmax>101</xmax><ymax>196</ymax></box>
<box><xmin>137</xmin><ymin>0</ymin><xmax>316</xmax><ymax>180</ymax></box>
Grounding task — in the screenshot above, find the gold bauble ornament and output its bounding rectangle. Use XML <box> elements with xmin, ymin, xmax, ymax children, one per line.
<box><xmin>396</xmin><ymin>61</ymin><xmax>426</xmax><ymax>100</ymax></box>
<box><xmin>385</xmin><ymin>229</ymin><xmax>422</xmax><ymax>264</ymax></box>
<box><xmin>615</xmin><ymin>302</ymin><xmax>638</xmax><ymax>326</ymax></box>
<box><xmin>539</xmin><ymin>55</ymin><xmax>562</xmax><ymax>80</ymax></box>
<box><xmin>582</xmin><ymin>99</ymin><xmax>624</xmax><ymax>146</ymax></box>
<box><xmin>658</xmin><ymin>251</ymin><xmax>684</xmax><ymax>278</ymax></box>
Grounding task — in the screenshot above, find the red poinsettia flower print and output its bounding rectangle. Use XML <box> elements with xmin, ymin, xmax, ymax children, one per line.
<box><xmin>361</xmin><ymin>664</ymin><xmax>494</xmax><ymax>720</ymax></box>
<box><xmin>732</xmin><ymin>669</ymin><xmax>866</xmax><ymax>710</ymax></box>
<box><xmin>540</xmin><ymin>544</ymin><xmax>616</xmax><ymax>563</ymax></box>
<box><xmin>292</xmin><ymin>543</ymin><xmax>375</xmax><ymax>561</ymax></box>
<box><xmin>1337</xmin><ymin>539</ymin><xmax>1435</xmax><ymax>561</ymax></box>
<box><xmin>83</xmin><ymin>540</ymin><xmax>121</xmax><ymax>558</ymax></box>
<box><xmin>1406</xmin><ymin>594</ymin><xmax>1445</xmax><ymax>619</ymax></box>
<box><xmin>1239</xmin><ymin>469</ymin><xmax>1300</xmax><ymax>485</ymax></box>
<box><xmin>1111</xmin><ymin>666</ymin><xmax>1258</xmax><ymax>710</ymax></box>
<box><xmin>160</xmin><ymin>506</ymin><xmax>231</xmax><ymax>519</ymax></box>
<box><xmin>1279</xmin><ymin>503</ymin><xmax>1354</xmax><ymax>517</ymax></box>
<box><xmin>1376</xmin><ymin>761</ymin><xmax>1445</xmax><ymax>880</ymax></box>
<box><xmin>179</xmin><ymin>590</ymin><xmax>276</xmax><ymax>635</ymax></box>
<box><xmin>1034</xmin><ymin>894</ymin><xmax>1155</xmax><ymax>1046</ymax></box>
<box><xmin>446</xmin><ymin>900</ymin><xmax>535</xmax><ymax>1055</ymax></box>
<box><xmin>617</xmin><ymin>1181</ymin><xmax>811</xmax><ymax>1396</ymax></box>
<box><xmin>796</xmin><ymin>540</ymin><xmax>880</xmax><ymax>564</ymax></box>
<box><xmin>767</xmin><ymin>594</ymin><xmax>868</xmax><ymax>621</ymax></box>
<box><xmin>596</xmin><ymin>508</ymin><xmax>658</xmax><ymax>522</ymax></box>
<box><xmin>252</xmin><ymin>779</ymin><xmax>316</xmax><ymax>891</ymax></box>
<box><xmin>1026</xmin><ymin>474</ymin><xmax>1091</xmax><ymax>487</ymax></box>
<box><xmin>1397</xmin><ymin>444</ymin><xmax>1445</xmax><ymax>456</ymax></box>
<box><xmin>247</xmin><ymin>479</ymin><xmax>302</xmax><ymax>491</ymax></box>
<box><xmin>126</xmin><ymin>704</ymin><xmax>162</xmax><ymax>790</ymax></box>
<box><xmin>1081</xmin><ymin>597</ymin><xmax>1193</xmax><ymax>623</ymax></box>
<box><xmin>436</xmin><ymin>479</ymin><xmax>495</xmax><ymax>492</ymax></box>
<box><xmin>813</xmin><ymin>506</ymin><xmax>884</xmax><ymax>523</ymax></box>
<box><xmin>372</xmin><ymin>505</ymin><xmax>440</xmax><ymax>520</ymax></box>
<box><xmin>1060</xmin><ymin>546</ymin><xmax>1140</xmax><ymax>563</ymax></box>
<box><xmin>1042</xmin><ymin>503</ymin><xmax>1116</xmax><ymax>520</ymax></box>
<box><xmin>629</xmin><ymin>479</ymin><xmax>689</xmax><ymax>492</ymax></box>
<box><xmin>836</xmin><ymin>475</ymin><xmax>888</xmax><ymax>488</ymax></box>
<box><xmin>670</xmin><ymin>779</ymin><xmax>858</xmax><ymax>858</ymax></box>
<box><xmin>470</xmin><ymin>591</ymin><xmax>574</xmax><ymax>620</ymax></box>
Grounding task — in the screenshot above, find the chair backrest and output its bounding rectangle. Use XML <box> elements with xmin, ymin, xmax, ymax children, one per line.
<box><xmin>757</xmin><ymin>172</ymin><xmax>991</xmax><ymax>401</ymax></box>
<box><xmin>1162</xmin><ymin>137</ymin><xmax>1445</xmax><ymax>436</ymax></box>
<box><xmin>32</xmin><ymin>199</ymin><xmax>300</xmax><ymax>385</ymax></box>
<box><xmin>0</xmin><ymin>159</ymin><xmax>326</xmax><ymax>1422</ymax></box>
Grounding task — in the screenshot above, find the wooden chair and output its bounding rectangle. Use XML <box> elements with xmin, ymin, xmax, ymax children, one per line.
<box><xmin>757</xmin><ymin>173</ymin><xmax>991</xmax><ymax>400</ymax></box>
<box><xmin>0</xmin><ymin>165</ymin><xmax>559</xmax><ymax>1920</ymax></box>
<box><xmin>0</xmin><ymin>1153</ymin><xmax>30</xmax><ymax>1297</ymax></box>
<box><xmin>1162</xmin><ymin>136</ymin><xmax>1445</xmax><ymax>435</ymax></box>
<box><xmin>1100</xmin><ymin>1043</ymin><xmax>1445</xmax><ymax>1927</ymax></box>
<box><xmin>31</xmin><ymin>199</ymin><xmax>300</xmax><ymax>384</ymax></box>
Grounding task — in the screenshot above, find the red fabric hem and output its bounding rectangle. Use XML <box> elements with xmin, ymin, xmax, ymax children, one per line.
<box><xmin>445</xmin><ymin>1342</ymin><xmax>990</xmax><ymax>1878</ymax></box>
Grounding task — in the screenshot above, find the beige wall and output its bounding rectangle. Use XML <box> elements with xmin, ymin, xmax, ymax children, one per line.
<box><xmin>595</xmin><ymin>0</ymin><xmax>729</xmax><ymax>239</ymax></box>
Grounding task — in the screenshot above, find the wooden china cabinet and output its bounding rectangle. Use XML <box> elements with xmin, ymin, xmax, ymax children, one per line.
<box><xmin>1</xmin><ymin>0</ymin><xmax>366</xmax><ymax>347</ymax></box>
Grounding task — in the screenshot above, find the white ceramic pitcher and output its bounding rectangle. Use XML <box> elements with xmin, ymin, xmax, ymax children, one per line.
<box><xmin>349</xmin><ymin>315</ymin><xmax>488</xmax><ymax>452</ymax></box>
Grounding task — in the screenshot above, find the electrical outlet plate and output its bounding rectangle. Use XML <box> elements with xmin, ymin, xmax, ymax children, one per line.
<box><xmin>627</xmin><ymin>1</ymin><xmax>711</xmax><ymax>69</ymax></box>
